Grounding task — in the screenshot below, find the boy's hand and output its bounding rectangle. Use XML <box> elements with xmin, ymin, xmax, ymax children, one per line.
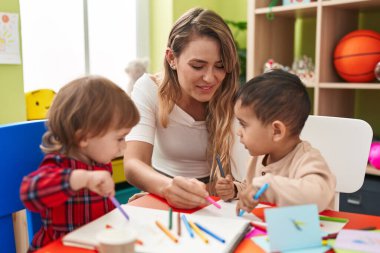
<box><xmin>215</xmin><ymin>174</ymin><xmax>235</xmax><ymax>201</ymax></box>
<box><xmin>86</xmin><ymin>171</ymin><xmax>115</xmax><ymax>197</ymax></box>
<box><xmin>236</xmin><ymin>184</ymin><xmax>259</xmax><ymax>215</ymax></box>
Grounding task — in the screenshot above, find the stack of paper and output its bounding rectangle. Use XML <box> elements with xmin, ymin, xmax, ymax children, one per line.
<box><xmin>62</xmin><ymin>205</ymin><xmax>250</xmax><ymax>253</ymax></box>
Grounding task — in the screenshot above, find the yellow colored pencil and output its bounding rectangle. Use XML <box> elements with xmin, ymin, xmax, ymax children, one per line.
<box><xmin>155</xmin><ymin>220</ymin><xmax>178</xmax><ymax>243</ymax></box>
<box><xmin>189</xmin><ymin>220</ymin><xmax>209</xmax><ymax>244</ymax></box>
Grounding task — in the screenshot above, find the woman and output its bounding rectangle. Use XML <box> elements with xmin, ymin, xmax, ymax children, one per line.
<box><xmin>124</xmin><ymin>8</ymin><xmax>245</xmax><ymax>209</ymax></box>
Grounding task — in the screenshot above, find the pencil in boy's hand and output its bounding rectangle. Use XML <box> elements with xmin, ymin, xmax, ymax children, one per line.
<box><xmin>205</xmin><ymin>196</ymin><xmax>221</xmax><ymax>209</ymax></box>
<box><xmin>239</xmin><ymin>183</ymin><xmax>269</xmax><ymax>217</ymax></box>
<box><xmin>156</xmin><ymin>220</ymin><xmax>178</xmax><ymax>243</ymax></box>
<box><xmin>109</xmin><ymin>196</ymin><xmax>130</xmax><ymax>221</ymax></box>
<box><xmin>216</xmin><ymin>154</ymin><xmax>225</xmax><ymax>178</ymax></box>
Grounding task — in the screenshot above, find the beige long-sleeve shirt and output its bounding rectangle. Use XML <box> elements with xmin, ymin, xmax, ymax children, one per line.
<box><xmin>234</xmin><ymin>141</ymin><xmax>336</xmax><ymax>212</ymax></box>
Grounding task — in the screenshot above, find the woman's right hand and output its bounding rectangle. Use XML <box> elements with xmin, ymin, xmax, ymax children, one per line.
<box><xmin>161</xmin><ymin>176</ymin><xmax>209</xmax><ymax>209</ymax></box>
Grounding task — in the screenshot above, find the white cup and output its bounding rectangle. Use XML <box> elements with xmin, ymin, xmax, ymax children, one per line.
<box><xmin>96</xmin><ymin>227</ymin><xmax>137</xmax><ymax>253</ymax></box>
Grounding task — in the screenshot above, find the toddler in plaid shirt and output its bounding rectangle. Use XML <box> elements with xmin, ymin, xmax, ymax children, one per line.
<box><xmin>20</xmin><ymin>76</ymin><xmax>140</xmax><ymax>252</ymax></box>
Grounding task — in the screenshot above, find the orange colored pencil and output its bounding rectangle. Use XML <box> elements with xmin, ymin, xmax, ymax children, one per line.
<box><xmin>155</xmin><ymin>220</ymin><xmax>178</xmax><ymax>243</ymax></box>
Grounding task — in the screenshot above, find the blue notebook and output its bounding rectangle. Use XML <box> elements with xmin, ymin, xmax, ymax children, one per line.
<box><xmin>265</xmin><ymin>204</ymin><xmax>327</xmax><ymax>252</ymax></box>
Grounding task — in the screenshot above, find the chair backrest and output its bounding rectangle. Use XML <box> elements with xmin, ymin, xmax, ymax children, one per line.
<box><xmin>0</xmin><ymin>120</ymin><xmax>46</xmax><ymax>253</ymax></box>
<box><xmin>300</xmin><ymin>115</ymin><xmax>373</xmax><ymax>210</ymax></box>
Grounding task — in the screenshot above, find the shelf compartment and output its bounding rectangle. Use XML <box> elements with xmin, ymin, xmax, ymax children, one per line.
<box><xmin>255</xmin><ymin>0</ymin><xmax>318</xmax><ymax>9</ymax></box>
<box><xmin>322</xmin><ymin>0</ymin><xmax>380</xmax><ymax>9</ymax></box>
<box><xmin>318</xmin><ymin>88</ymin><xmax>355</xmax><ymax>117</ymax></box>
<box><xmin>255</xmin><ymin>2</ymin><xmax>318</xmax><ymax>18</ymax></box>
<box><xmin>250</xmin><ymin>15</ymin><xmax>317</xmax><ymax>77</ymax></box>
<box><xmin>319</xmin><ymin>3</ymin><xmax>380</xmax><ymax>83</ymax></box>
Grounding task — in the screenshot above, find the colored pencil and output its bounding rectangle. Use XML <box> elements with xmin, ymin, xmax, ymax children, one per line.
<box><xmin>239</xmin><ymin>183</ymin><xmax>269</xmax><ymax>217</ymax></box>
<box><xmin>205</xmin><ymin>196</ymin><xmax>221</xmax><ymax>209</ymax></box>
<box><xmin>250</xmin><ymin>221</ymin><xmax>267</xmax><ymax>232</ymax></box>
<box><xmin>177</xmin><ymin>212</ymin><xmax>181</xmax><ymax>236</ymax></box>
<box><xmin>319</xmin><ymin>215</ymin><xmax>348</xmax><ymax>223</ymax></box>
<box><xmin>169</xmin><ymin>208</ymin><xmax>173</xmax><ymax>229</ymax></box>
<box><xmin>195</xmin><ymin>222</ymin><xmax>225</xmax><ymax>243</ymax></box>
<box><xmin>155</xmin><ymin>220</ymin><xmax>178</xmax><ymax>243</ymax></box>
<box><xmin>244</xmin><ymin>227</ymin><xmax>256</xmax><ymax>239</ymax></box>
<box><xmin>216</xmin><ymin>154</ymin><xmax>225</xmax><ymax>177</ymax></box>
<box><xmin>181</xmin><ymin>214</ymin><xmax>194</xmax><ymax>238</ymax></box>
<box><xmin>109</xmin><ymin>196</ymin><xmax>130</xmax><ymax>221</ymax></box>
<box><xmin>189</xmin><ymin>220</ymin><xmax>209</xmax><ymax>244</ymax></box>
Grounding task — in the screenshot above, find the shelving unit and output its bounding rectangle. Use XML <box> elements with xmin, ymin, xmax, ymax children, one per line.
<box><xmin>247</xmin><ymin>0</ymin><xmax>380</xmax><ymax>117</ymax></box>
<box><xmin>247</xmin><ymin>0</ymin><xmax>380</xmax><ymax>215</ymax></box>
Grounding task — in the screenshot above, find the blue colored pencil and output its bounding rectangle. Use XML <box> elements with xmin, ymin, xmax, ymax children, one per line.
<box><xmin>216</xmin><ymin>154</ymin><xmax>225</xmax><ymax>177</ymax></box>
<box><xmin>239</xmin><ymin>183</ymin><xmax>269</xmax><ymax>217</ymax></box>
<box><xmin>194</xmin><ymin>222</ymin><xmax>225</xmax><ymax>243</ymax></box>
<box><xmin>181</xmin><ymin>214</ymin><xmax>194</xmax><ymax>238</ymax></box>
<box><xmin>109</xmin><ymin>196</ymin><xmax>130</xmax><ymax>221</ymax></box>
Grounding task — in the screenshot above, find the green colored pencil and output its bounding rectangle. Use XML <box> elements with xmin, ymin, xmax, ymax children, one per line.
<box><xmin>319</xmin><ymin>215</ymin><xmax>348</xmax><ymax>223</ymax></box>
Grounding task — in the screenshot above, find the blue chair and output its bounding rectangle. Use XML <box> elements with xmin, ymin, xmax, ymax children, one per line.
<box><xmin>0</xmin><ymin>120</ymin><xmax>46</xmax><ymax>253</ymax></box>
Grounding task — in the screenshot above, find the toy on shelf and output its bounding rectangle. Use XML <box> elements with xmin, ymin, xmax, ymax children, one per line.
<box><xmin>368</xmin><ymin>142</ymin><xmax>380</xmax><ymax>170</ymax></box>
<box><xmin>25</xmin><ymin>89</ymin><xmax>56</xmax><ymax>120</ymax></box>
<box><xmin>334</xmin><ymin>30</ymin><xmax>380</xmax><ymax>83</ymax></box>
<box><xmin>263</xmin><ymin>56</ymin><xmax>315</xmax><ymax>85</ymax></box>
<box><xmin>125</xmin><ymin>58</ymin><xmax>149</xmax><ymax>95</ymax></box>
<box><xmin>263</xmin><ymin>59</ymin><xmax>290</xmax><ymax>73</ymax></box>
<box><xmin>291</xmin><ymin>55</ymin><xmax>315</xmax><ymax>85</ymax></box>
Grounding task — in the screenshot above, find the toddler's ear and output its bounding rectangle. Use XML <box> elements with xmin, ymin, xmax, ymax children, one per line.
<box><xmin>272</xmin><ymin>120</ymin><xmax>286</xmax><ymax>142</ymax></box>
<box><xmin>75</xmin><ymin>129</ymin><xmax>88</xmax><ymax>148</ymax></box>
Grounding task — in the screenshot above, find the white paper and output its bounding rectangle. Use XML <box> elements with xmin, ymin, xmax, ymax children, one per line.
<box><xmin>193</xmin><ymin>200</ymin><xmax>265</xmax><ymax>222</ymax></box>
<box><xmin>335</xmin><ymin>230</ymin><xmax>380</xmax><ymax>253</ymax></box>
<box><xmin>0</xmin><ymin>12</ymin><xmax>21</xmax><ymax>64</ymax></box>
<box><xmin>63</xmin><ymin>205</ymin><xmax>250</xmax><ymax>253</ymax></box>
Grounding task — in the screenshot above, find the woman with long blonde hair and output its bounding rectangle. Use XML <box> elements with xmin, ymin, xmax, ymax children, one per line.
<box><xmin>124</xmin><ymin>8</ymin><xmax>247</xmax><ymax>208</ymax></box>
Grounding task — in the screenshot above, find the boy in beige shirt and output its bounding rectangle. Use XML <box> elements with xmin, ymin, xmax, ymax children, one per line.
<box><xmin>215</xmin><ymin>70</ymin><xmax>336</xmax><ymax>212</ymax></box>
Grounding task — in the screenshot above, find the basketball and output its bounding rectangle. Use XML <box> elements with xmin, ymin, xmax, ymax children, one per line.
<box><xmin>334</xmin><ymin>30</ymin><xmax>380</xmax><ymax>82</ymax></box>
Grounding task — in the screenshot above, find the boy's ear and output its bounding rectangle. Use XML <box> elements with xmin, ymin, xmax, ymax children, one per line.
<box><xmin>75</xmin><ymin>129</ymin><xmax>88</xmax><ymax>148</ymax></box>
<box><xmin>272</xmin><ymin>120</ymin><xmax>286</xmax><ymax>142</ymax></box>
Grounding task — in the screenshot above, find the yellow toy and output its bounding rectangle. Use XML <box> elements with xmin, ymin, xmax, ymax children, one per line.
<box><xmin>25</xmin><ymin>89</ymin><xmax>56</xmax><ymax>120</ymax></box>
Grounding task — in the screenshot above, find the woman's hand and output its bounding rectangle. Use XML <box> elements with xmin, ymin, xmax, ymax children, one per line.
<box><xmin>161</xmin><ymin>176</ymin><xmax>208</xmax><ymax>209</ymax></box>
<box><xmin>215</xmin><ymin>174</ymin><xmax>235</xmax><ymax>201</ymax></box>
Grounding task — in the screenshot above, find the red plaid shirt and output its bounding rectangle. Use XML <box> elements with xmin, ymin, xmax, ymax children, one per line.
<box><xmin>20</xmin><ymin>153</ymin><xmax>115</xmax><ymax>252</ymax></box>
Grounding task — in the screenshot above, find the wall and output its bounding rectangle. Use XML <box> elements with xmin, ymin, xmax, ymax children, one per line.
<box><xmin>149</xmin><ymin>0</ymin><xmax>247</xmax><ymax>73</ymax></box>
<box><xmin>0</xmin><ymin>0</ymin><xmax>26</xmax><ymax>124</ymax></box>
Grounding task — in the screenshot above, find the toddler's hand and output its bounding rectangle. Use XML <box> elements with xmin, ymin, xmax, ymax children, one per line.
<box><xmin>236</xmin><ymin>184</ymin><xmax>259</xmax><ymax>215</ymax></box>
<box><xmin>215</xmin><ymin>175</ymin><xmax>235</xmax><ymax>201</ymax></box>
<box><xmin>86</xmin><ymin>171</ymin><xmax>115</xmax><ymax>197</ymax></box>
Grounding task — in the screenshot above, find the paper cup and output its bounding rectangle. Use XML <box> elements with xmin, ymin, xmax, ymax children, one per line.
<box><xmin>96</xmin><ymin>228</ymin><xmax>137</xmax><ymax>253</ymax></box>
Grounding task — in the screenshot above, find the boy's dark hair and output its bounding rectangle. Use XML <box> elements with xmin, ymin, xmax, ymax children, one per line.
<box><xmin>236</xmin><ymin>69</ymin><xmax>311</xmax><ymax>136</ymax></box>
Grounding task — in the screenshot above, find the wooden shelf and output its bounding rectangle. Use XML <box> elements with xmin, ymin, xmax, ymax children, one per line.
<box><xmin>319</xmin><ymin>83</ymin><xmax>380</xmax><ymax>89</ymax></box>
<box><xmin>322</xmin><ymin>0</ymin><xmax>380</xmax><ymax>9</ymax></box>
<box><xmin>255</xmin><ymin>2</ymin><xmax>318</xmax><ymax>17</ymax></box>
<box><xmin>248</xmin><ymin>0</ymin><xmax>380</xmax><ymax>118</ymax></box>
